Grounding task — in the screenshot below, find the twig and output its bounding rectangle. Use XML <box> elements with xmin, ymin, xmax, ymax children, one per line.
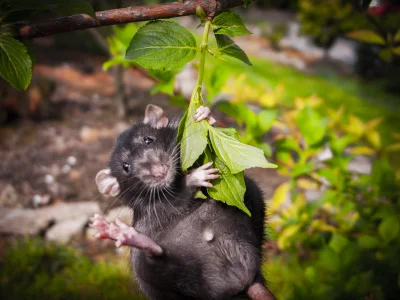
<box><xmin>16</xmin><ymin>0</ymin><xmax>244</xmax><ymax>40</ymax></box>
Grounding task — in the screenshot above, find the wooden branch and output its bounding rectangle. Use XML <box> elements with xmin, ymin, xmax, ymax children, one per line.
<box><xmin>17</xmin><ymin>0</ymin><xmax>244</xmax><ymax>40</ymax></box>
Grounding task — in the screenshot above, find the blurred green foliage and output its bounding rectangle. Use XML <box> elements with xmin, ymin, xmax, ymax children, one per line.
<box><xmin>0</xmin><ymin>239</ymin><xmax>144</xmax><ymax>300</ymax></box>
<box><xmin>196</xmin><ymin>57</ymin><xmax>400</xmax><ymax>299</ymax></box>
<box><xmin>298</xmin><ymin>0</ymin><xmax>368</xmax><ymax>47</ymax></box>
<box><xmin>264</xmin><ymin>98</ymin><xmax>400</xmax><ymax>300</ymax></box>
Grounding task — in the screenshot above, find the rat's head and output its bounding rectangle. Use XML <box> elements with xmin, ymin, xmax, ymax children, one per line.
<box><xmin>95</xmin><ymin>105</ymin><xmax>181</xmax><ymax>204</ymax></box>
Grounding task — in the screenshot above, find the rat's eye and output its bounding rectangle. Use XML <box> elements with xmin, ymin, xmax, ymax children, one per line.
<box><xmin>143</xmin><ymin>136</ymin><xmax>154</xmax><ymax>145</ymax></box>
<box><xmin>122</xmin><ymin>162</ymin><xmax>131</xmax><ymax>173</ymax></box>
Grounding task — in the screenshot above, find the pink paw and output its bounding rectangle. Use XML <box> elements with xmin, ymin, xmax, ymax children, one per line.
<box><xmin>89</xmin><ymin>214</ymin><xmax>163</xmax><ymax>256</ymax></box>
<box><xmin>195</xmin><ymin>106</ymin><xmax>216</xmax><ymax>125</ymax></box>
<box><xmin>186</xmin><ymin>162</ymin><xmax>220</xmax><ymax>188</ymax></box>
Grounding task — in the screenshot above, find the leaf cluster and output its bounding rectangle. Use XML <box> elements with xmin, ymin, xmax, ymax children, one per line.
<box><xmin>0</xmin><ymin>0</ymin><xmax>95</xmax><ymax>90</ymax></box>
<box><xmin>124</xmin><ymin>11</ymin><xmax>277</xmax><ymax>215</ymax></box>
<box><xmin>264</xmin><ymin>97</ymin><xmax>400</xmax><ymax>299</ymax></box>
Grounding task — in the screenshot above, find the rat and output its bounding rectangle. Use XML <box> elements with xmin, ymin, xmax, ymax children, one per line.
<box><xmin>90</xmin><ymin>104</ymin><xmax>276</xmax><ymax>300</ymax></box>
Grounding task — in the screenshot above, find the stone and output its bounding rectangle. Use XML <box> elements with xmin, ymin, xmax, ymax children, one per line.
<box><xmin>45</xmin><ymin>215</ymin><xmax>88</xmax><ymax>244</ymax></box>
<box><xmin>0</xmin><ymin>201</ymin><xmax>101</xmax><ymax>236</ymax></box>
<box><xmin>348</xmin><ymin>155</ymin><xmax>372</xmax><ymax>175</ymax></box>
<box><xmin>0</xmin><ymin>183</ymin><xmax>19</xmax><ymax>208</ymax></box>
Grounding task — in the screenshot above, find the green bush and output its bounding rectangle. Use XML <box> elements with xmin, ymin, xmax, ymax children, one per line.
<box><xmin>193</xmin><ymin>63</ymin><xmax>400</xmax><ymax>299</ymax></box>
<box><xmin>298</xmin><ymin>0</ymin><xmax>369</xmax><ymax>47</ymax></box>
<box><xmin>262</xmin><ymin>99</ymin><xmax>400</xmax><ymax>299</ymax></box>
<box><xmin>0</xmin><ymin>239</ymin><xmax>144</xmax><ymax>300</ymax></box>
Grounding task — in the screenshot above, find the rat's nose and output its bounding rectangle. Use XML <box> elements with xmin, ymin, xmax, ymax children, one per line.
<box><xmin>151</xmin><ymin>164</ymin><xmax>169</xmax><ymax>179</ymax></box>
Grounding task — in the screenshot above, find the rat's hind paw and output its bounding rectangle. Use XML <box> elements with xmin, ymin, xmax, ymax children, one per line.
<box><xmin>186</xmin><ymin>162</ymin><xmax>220</xmax><ymax>188</ymax></box>
<box><xmin>89</xmin><ymin>214</ymin><xmax>163</xmax><ymax>256</ymax></box>
<box><xmin>195</xmin><ymin>106</ymin><xmax>216</xmax><ymax>125</ymax></box>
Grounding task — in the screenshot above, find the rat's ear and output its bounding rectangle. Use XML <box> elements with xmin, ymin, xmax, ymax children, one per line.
<box><xmin>95</xmin><ymin>169</ymin><xmax>120</xmax><ymax>197</ymax></box>
<box><xmin>143</xmin><ymin>104</ymin><xmax>169</xmax><ymax>129</ymax></box>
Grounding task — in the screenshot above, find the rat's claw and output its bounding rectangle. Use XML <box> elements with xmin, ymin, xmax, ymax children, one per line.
<box><xmin>186</xmin><ymin>162</ymin><xmax>220</xmax><ymax>188</ymax></box>
<box><xmin>195</xmin><ymin>106</ymin><xmax>216</xmax><ymax>125</ymax></box>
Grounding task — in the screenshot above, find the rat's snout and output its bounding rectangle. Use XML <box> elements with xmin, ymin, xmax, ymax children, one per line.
<box><xmin>137</xmin><ymin>149</ymin><xmax>175</xmax><ymax>188</ymax></box>
<box><xmin>151</xmin><ymin>164</ymin><xmax>169</xmax><ymax>179</ymax></box>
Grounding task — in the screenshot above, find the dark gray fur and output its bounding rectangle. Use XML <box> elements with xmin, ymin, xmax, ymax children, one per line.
<box><xmin>108</xmin><ymin>118</ymin><xmax>266</xmax><ymax>300</ymax></box>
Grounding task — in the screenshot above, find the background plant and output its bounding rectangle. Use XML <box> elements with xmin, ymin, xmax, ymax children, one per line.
<box><xmin>0</xmin><ymin>0</ymin><xmax>95</xmax><ymax>90</ymax></box>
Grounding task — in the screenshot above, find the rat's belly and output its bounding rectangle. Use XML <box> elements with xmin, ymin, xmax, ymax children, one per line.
<box><xmin>132</xmin><ymin>200</ymin><xmax>260</xmax><ymax>299</ymax></box>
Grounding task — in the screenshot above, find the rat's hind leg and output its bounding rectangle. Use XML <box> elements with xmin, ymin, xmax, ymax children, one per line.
<box><xmin>89</xmin><ymin>214</ymin><xmax>163</xmax><ymax>256</ymax></box>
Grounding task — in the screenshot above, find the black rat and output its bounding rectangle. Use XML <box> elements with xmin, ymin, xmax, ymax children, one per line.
<box><xmin>90</xmin><ymin>104</ymin><xmax>276</xmax><ymax>300</ymax></box>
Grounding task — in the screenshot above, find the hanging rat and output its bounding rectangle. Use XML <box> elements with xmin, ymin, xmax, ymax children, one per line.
<box><xmin>90</xmin><ymin>104</ymin><xmax>276</xmax><ymax>300</ymax></box>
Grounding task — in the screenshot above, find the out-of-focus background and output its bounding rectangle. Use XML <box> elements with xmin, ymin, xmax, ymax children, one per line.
<box><xmin>0</xmin><ymin>0</ymin><xmax>399</xmax><ymax>299</ymax></box>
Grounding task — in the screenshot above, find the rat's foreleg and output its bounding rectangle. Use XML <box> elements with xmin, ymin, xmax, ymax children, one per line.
<box><xmin>185</xmin><ymin>162</ymin><xmax>220</xmax><ymax>188</ymax></box>
<box><xmin>89</xmin><ymin>214</ymin><xmax>163</xmax><ymax>256</ymax></box>
<box><xmin>195</xmin><ymin>106</ymin><xmax>216</xmax><ymax>125</ymax></box>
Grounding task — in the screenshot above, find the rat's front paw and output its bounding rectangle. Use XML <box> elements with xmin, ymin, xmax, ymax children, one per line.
<box><xmin>89</xmin><ymin>214</ymin><xmax>124</xmax><ymax>245</ymax></box>
<box><xmin>195</xmin><ymin>106</ymin><xmax>216</xmax><ymax>125</ymax></box>
<box><xmin>89</xmin><ymin>214</ymin><xmax>163</xmax><ymax>256</ymax></box>
<box><xmin>186</xmin><ymin>162</ymin><xmax>220</xmax><ymax>188</ymax></box>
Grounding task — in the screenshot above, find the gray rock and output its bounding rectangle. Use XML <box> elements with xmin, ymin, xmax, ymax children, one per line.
<box><xmin>0</xmin><ymin>183</ymin><xmax>19</xmax><ymax>208</ymax></box>
<box><xmin>348</xmin><ymin>155</ymin><xmax>373</xmax><ymax>175</ymax></box>
<box><xmin>46</xmin><ymin>215</ymin><xmax>88</xmax><ymax>244</ymax></box>
<box><xmin>0</xmin><ymin>201</ymin><xmax>101</xmax><ymax>236</ymax></box>
<box><xmin>327</xmin><ymin>38</ymin><xmax>357</xmax><ymax>66</ymax></box>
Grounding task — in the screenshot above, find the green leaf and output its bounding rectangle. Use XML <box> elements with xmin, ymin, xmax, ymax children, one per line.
<box><xmin>219</xmin><ymin>127</ymin><xmax>240</xmax><ymax>140</ymax></box>
<box><xmin>258</xmin><ymin>109</ymin><xmax>277</xmax><ymax>132</ymax></box>
<box><xmin>319</xmin><ymin>247</ymin><xmax>341</xmax><ymax>271</ymax></box>
<box><xmin>102</xmin><ymin>56</ymin><xmax>131</xmax><ymax>71</ymax></box>
<box><xmin>379</xmin><ymin>48</ymin><xmax>392</xmax><ymax>62</ymax></box>
<box><xmin>330</xmin><ymin>134</ymin><xmax>352</xmax><ymax>154</ymax></box>
<box><xmin>276</xmin><ymin>138</ymin><xmax>301</xmax><ymax>153</ymax></box>
<box><xmin>149</xmin><ymin>69</ymin><xmax>178</xmax><ymax>96</ymax></box>
<box><xmin>212</xmin><ymin>12</ymin><xmax>251</xmax><ymax>37</ymax></box>
<box><xmin>179</xmin><ymin>92</ymin><xmax>208</xmax><ymax>171</ymax></box>
<box><xmin>378</xmin><ymin>216</ymin><xmax>400</xmax><ymax>244</ymax></box>
<box><xmin>204</xmin><ymin>64</ymin><xmax>230</xmax><ymax>100</ymax></box>
<box><xmin>296</xmin><ymin>106</ymin><xmax>328</xmax><ymax>146</ymax></box>
<box><xmin>207</xmin><ymin>157</ymin><xmax>250</xmax><ymax>216</ymax></box>
<box><xmin>194</xmin><ymin>189</ymin><xmax>207</xmax><ymax>199</ymax></box>
<box><xmin>317</xmin><ymin>168</ymin><xmax>340</xmax><ymax>187</ymax></box>
<box><xmin>291</xmin><ymin>162</ymin><xmax>314</xmax><ymax>177</ymax></box>
<box><xmin>358</xmin><ymin>235</ymin><xmax>380</xmax><ymax>249</ymax></box>
<box><xmin>114</xmin><ymin>23</ymin><xmax>137</xmax><ymax>48</ymax></box>
<box><xmin>176</xmin><ymin>110</ymin><xmax>188</xmax><ymax>143</ymax></box>
<box><xmin>209</xmin><ymin>126</ymin><xmax>276</xmax><ymax>174</ymax></box>
<box><xmin>150</xmin><ymin>79</ymin><xmax>175</xmax><ymax>96</ymax></box>
<box><xmin>0</xmin><ymin>0</ymin><xmax>96</xmax><ymax>21</ymax></box>
<box><xmin>0</xmin><ymin>35</ymin><xmax>32</xmax><ymax>90</ymax></box>
<box><xmin>217</xmin><ymin>101</ymin><xmax>258</xmax><ymax>133</ymax></box>
<box><xmin>346</xmin><ymin>30</ymin><xmax>386</xmax><ymax>45</ymax></box>
<box><xmin>259</xmin><ymin>142</ymin><xmax>272</xmax><ymax>157</ymax></box>
<box><xmin>329</xmin><ymin>233</ymin><xmax>349</xmax><ymax>253</ymax></box>
<box><xmin>126</xmin><ymin>20</ymin><xmax>197</xmax><ymax>70</ymax></box>
<box><xmin>214</xmin><ymin>34</ymin><xmax>252</xmax><ymax>66</ymax></box>
<box><xmin>394</xmin><ymin>29</ymin><xmax>400</xmax><ymax>43</ymax></box>
<box><xmin>22</xmin><ymin>40</ymin><xmax>35</xmax><ymax>72</ymax></box>
<box><xmin>393</xmin><ymin>46</ymin><xmax>400</xmax><ymax>56</ymax></box>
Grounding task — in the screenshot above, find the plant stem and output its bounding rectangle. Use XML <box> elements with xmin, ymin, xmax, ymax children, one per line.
<box><xmin>189</xmin><ymin>20</ymin><xmax>211</xmax><ymax>105</ymax></box>
<box><xmin>197</xmin><ymin>20</ymin><xmax>211</xmax><ymax>87</ymax></box>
